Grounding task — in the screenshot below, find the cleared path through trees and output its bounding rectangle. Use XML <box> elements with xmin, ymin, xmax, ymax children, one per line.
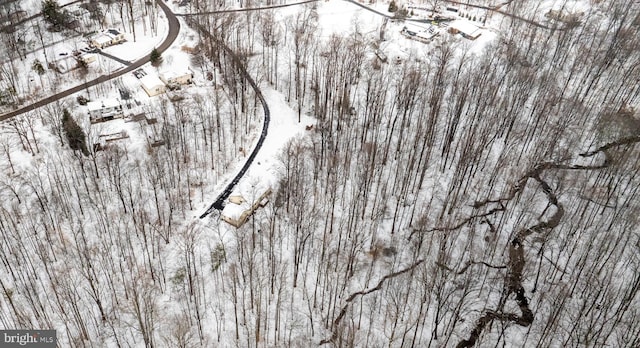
<box><xmin>344</xmin><ymin>0</ymin><xmax>393</xmax><ymax>18</ymax></box>
<box><xmin>189</xmin><ymin>18</ymin><xmax>270</xmax><ymax>218</ymax></box>
<box><xmin>184</xmin><ymin>0</ymin><xmax>320</xmax><ymax>217</ymax></box>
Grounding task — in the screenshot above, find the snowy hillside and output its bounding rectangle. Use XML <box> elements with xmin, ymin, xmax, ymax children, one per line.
<box><xmin>0</xmin><ymin>0</ymin><xmax>639</xmax><ymax>347</ymax></box>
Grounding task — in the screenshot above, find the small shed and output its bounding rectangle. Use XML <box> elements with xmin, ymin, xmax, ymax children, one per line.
<box><xmin>78</xmin><ymin>53</ymin><xmax>97</xmax><ymax>65</ymax></box>
<box><xmin>374</xmin><ymin>49</ymin><xmax>388</xmax><ymax>63</ymax></box>
<box><xmin>140</xmin><ymin>74</ymin><xmax>166</xmax><ymax>97</ymax></box>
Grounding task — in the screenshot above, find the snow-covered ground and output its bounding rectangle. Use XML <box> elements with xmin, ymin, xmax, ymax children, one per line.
<box><xmin>1</xmin><ymin>0</ymin><xmax>638</xmax><ymax>347</ymax></box>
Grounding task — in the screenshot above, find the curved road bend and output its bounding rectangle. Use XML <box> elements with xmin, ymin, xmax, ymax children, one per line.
<box><xmin>0</xmin><ymin>0</ymin><xmax>180</xmax><ymax>122</ymax></box>
<box><xmin>188</xmin><ymin>19</ymin><xmax>270</xmax><ymax>218</ymax></box>
<box><xmin>193</xmin><ymin>0</ymin><xmax>558</xmax><ymax>218</ymax></box>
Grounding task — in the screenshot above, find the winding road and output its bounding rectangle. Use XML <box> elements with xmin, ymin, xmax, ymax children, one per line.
<box><xmin>187</xmin><ymin>18</ymin><xmax>271</xmax><ymax>218</ymax></box>
<box><xmin>0</xmin><ymin>0</ymin><xmax>561</xmax><ymax>216</ymax></box>
<box><xmin>0</xmin><ymin>0</ymin><xmax>180</xmax><ymax>122</ymax></box>
<box><xmin>0</xmin><ymin>0</ymin><xmax>273</xmax><ymax>219</ymax></box>
<box><xmin>191</xmin><ymin>0</ymin><xmax>569</xmax><ymax>218</ymax></box>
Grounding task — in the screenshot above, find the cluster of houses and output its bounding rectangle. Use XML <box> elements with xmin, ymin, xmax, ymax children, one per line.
<box><xmin>87</xmin><ymin>67</ymin><xmax>193</xmax><ymax>122</ymax></box>
<box><xmin>46</xmin><ymin>28</ymin><xmax>125</xmax><ymax>74</ymax></box>
<box><xmin>48</xmin><ymin>51</ymin><xmax>97</xmax><ymax>73</ymax></box>
<box><xmin>401</xmin><ymin>19</ymin><xmax>481</xmax><ymax>44</ymax></box>
<box><xmin>400</xmin><ymin>4</ymin><xmax>484</xmax><ymax>44</ymax></box>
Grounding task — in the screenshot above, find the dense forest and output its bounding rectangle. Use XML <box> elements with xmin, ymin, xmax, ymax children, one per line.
<box><xmin>1</xmin><ymin>0</ymin><xmax>639</xmax><ymax>347</ymax></box>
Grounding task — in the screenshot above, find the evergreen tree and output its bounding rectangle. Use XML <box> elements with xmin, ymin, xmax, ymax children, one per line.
<box><xmin>388</xmin><ymin>1</ymin><xmax>398</xmax><ymax>12</ymax></box>
<box><xmin>41</xmin><ymin>0</ymin><xmax>68</xmax><ymax>31</ymax></box>
<box><xmin>62</xmin><ymin>109</ymin><xmax>89</xmax><ymax>155</ymax></box>
<box><xmin>150</xmin><ymin>48</ymin><xmax>163</xmax><ymax>67</ymax></box>
<box><xmin>32</xmin><ymin>60</ymin><xmax>45</xmax><ymax>75</ymax></box>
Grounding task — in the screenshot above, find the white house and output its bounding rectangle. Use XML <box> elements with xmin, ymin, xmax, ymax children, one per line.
<box><xmin>87</xmin><ymin>98</ymin><xmax>123</xmax><ymax>123</ymax></box>
<box><xmin>90</xmin><ymin>28</ymin><xmax>126</xmax><ymax>49</ymax></box>
<box><xmin>90</xmin><ymin>34</ymin><xmax>112</xmax><ymax>49</ymax></box>
<box><xmin>401</xmin><ymin>23</ymin><xmax>439</xmax><ymax>43</ymax></box>
<box><xmin>160</xmin><ymin>69</ymin><xmax>194</xmax><ymax>87</ymax></box>
<box><xmin>449</xmin><ymin>20</ymin><xmax>482</xmax><ymax>40</ymax></box>
<box><xmin>140</xmin><ymin>74</ymin><xmax>166</xmax><ymax>97</ymax></box>
<box><xmin>221</xmin><ymin>188</ymin><xmax>272</xmax><ymax>228</ymax></box>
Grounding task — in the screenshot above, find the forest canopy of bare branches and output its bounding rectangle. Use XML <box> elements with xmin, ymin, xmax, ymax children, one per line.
<box><xmin>1</xmin><ymin>0</ymin><xmax>639</xmax><ymax>347</ymax></box>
